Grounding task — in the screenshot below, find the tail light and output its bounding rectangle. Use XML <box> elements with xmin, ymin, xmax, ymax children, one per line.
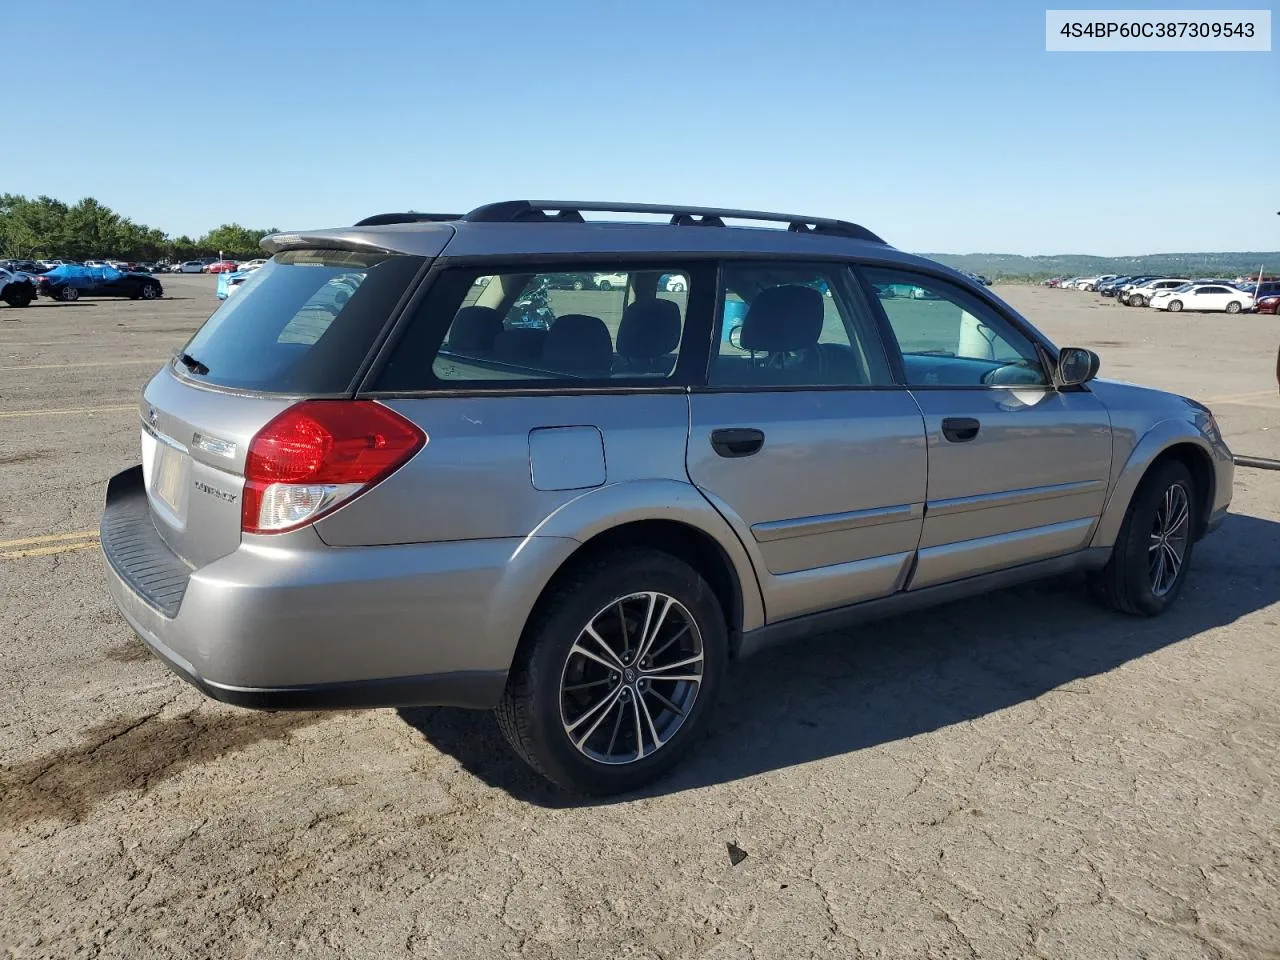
<box><xmin>242</xmin><ymin>401</ymin><xmax>426</xmax><ymax>534</ymax></box>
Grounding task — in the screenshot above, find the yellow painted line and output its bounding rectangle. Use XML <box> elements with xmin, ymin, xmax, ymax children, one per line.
<box><xmin>0</xmin><ymin>404</ymin><xmax>136</xmax><ymax>420</ymax></box>
<box><xmin>1205</xmin><ymin>390</ymin><xmax>1280</xmax><ymax>405</ymax></box>
<box><xmin>0</xmin><ymin>359</ymin><xmax>167</xmax><ymax>372</ymax></box>
<box><xmin>0</xmin><ymin>530</ymin><xmax>99</xmax><ymax>549</ymax></box>
<box><xmin>0</xmin><ymin>540</ymin><xmax>100</xmax><ymax>560</ymax></box>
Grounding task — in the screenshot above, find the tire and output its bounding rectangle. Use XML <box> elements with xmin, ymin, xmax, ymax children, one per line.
<box><xmin>1225</xmin><ymin>301</ymin><xmax>1241</xmax><ymax>314</ymax></box>
<box><xmin>141</xmin><ymin>283</ymin><xmax>160</xmax><ymax>300</ymax></box>
<box><xmin>1131</xmin><ymin>295</ymin><xmax>1146</xmax><ymax>307</ymax></box>
<box><xmin>597</xmin><ymin>280</ymin><xmax>611</xmax><ymax>291</ymax></box>
<box><xmin>3</xmin><ymin>287</ymin><xmax>32</xmax><ymax>307</ymax></box>
<box><xmin>1090</xmin><ymin>459</ymin><xmax>1196</xmax><ymax>617</ymax></box>
<box><xmin>496</xmin><ymin>548</ymin><xmax>727</xmax><ymax>795</ymax></box>
<box><xmin>60</xmin><ymin>286</ymin><xmax>79</xmax><ymax>302</ymax></box>
<box><xmin>669</xmin><ymin>281</ymin><xmax>686</xmax><ymax>293</ymax></box>
<box><xmin>572</xmin><ymin>279</ymin><xmax>584</xmax><ymax>291</ymax></box>
<box><xmin>1167</xmin><ymin>300</ymin><xmax>1182</xmax><ymax>312</ymax></box>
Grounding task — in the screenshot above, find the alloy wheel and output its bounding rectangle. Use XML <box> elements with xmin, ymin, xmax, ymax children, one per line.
<box><xmin>1149</xmin><ymin>482</ymin><xmax>1190</xmax><ymax>596</ymax></box>
<box><xmin>559</xmin><ymin>591</ymin><xmax>704</xmax><ymax>765</ymax></box>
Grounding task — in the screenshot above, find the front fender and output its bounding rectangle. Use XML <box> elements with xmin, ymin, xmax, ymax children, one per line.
<box><xmin>527</xmin><ymin>479</ymin><xmax>766</xmax><ymax>632</ymax></box>
<box><xmin>1090</xmin><ymin>418</ymin><xmax>1227</xmax><ymax>549</ymax></box>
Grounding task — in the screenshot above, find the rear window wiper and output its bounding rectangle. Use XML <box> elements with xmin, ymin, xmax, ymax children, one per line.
<box><xmin>177</xmin><ymin>352</ymin><xmax>209</xmax><ymax>376</ymax></box>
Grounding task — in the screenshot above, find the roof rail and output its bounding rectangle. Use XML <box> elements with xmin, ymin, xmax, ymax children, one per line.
<box><xmin>462</xmin><ymin>200</ymin><xmax>885</xmax><ymax>243</ymax></box>
<box><xmin>353</xmin><ymin>212</ymin><xmax>462</xmax><ymax>227</ymax></box>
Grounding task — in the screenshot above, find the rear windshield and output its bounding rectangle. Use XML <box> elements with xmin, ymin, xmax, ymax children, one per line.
<box><xmin>176</xmin><ymin>249</ymin><xmax>424</xmax><ymax>393</ymax></box>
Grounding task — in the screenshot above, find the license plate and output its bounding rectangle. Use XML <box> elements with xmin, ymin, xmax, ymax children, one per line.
<box><xmin>151</xmin><ymin>444</ymin><xmax>185</xmax><ymax>517</ymax></box>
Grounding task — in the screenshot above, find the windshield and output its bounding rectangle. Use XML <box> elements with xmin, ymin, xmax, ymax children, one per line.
<box><xmin>177</xmin><ymin>249</ymin><xmax>425</xmax><ymax>393</ymax></box>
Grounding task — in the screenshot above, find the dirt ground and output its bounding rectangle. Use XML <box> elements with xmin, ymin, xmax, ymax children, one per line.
<box><xmin>1</xmin><ymin>276</ymin><xmax>1278</xmax><ymax>959</ymax></box>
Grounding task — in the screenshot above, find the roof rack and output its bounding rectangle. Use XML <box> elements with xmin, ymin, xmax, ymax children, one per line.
<box><xmin>462</xmin><ymin>201</ymin><xmax>885</xmax><ymax>243</ymax></box>
<box><xmin>353</xmin><ymin>212</ymin><xmax>462</xmax><ymax>227</ymax></box>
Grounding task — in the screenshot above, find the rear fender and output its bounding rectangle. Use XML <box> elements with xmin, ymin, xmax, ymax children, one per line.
<box><xmin>526</xmin><ymin>479</ymin><xmax>766</xmax><ymax>632</ymax></box>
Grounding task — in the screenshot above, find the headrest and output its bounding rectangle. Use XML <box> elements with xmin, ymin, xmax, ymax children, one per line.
<box><xmin>448</xmin><ymin>306</ymin><xmax>503</xmax><ymax>353</ymax></box>
<box><xmin>616</xmin><ymin>298</ymin><xmax>682</xmax><ymax>359</ymax></box>
<box><xmin>543</xmin><ymin>314</ymin><xmax>614</xmax><ymax>376</ymax></box>
<box><xmin>739</xmin><ymin>285</ymin><xmax>824</xmax><ymax>353</ymax></box>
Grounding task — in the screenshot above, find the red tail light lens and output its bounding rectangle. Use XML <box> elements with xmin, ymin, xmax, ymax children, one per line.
<box><xmin>242</xmin><ymin>401</ymin><xmax>426</xmax><ymax>534</ymax></box>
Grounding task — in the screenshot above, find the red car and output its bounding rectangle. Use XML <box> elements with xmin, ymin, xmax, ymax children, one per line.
<box><xmin>1254</xmin><ymin>294</ymin><xmax>1280</xmax><ymax>315</ymax></box>
<box><xmin>206</xmin><ymin>260</ymin><xmax>239</xmax><ymax>274</ymax></box>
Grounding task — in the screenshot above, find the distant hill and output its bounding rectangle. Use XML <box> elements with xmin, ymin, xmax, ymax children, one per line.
<box><xmin>919</xmin><ymin>252</ymin><xmax>1279</xmax><ymax>281</ymax></box>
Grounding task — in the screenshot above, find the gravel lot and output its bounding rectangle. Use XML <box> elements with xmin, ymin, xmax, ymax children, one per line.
<box><xmin>2</xmin><ymin>276</ymin><xmax>1278</xmax><ymax>959</ymax></box>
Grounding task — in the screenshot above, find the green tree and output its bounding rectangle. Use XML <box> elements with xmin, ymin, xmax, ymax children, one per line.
<box><xmin>198</xmin><ymin>223</ymin><xmax>277</xmax><ymax>259</ymax></box>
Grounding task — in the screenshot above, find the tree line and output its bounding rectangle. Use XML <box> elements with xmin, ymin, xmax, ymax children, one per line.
<box><xmin>0</xmin><ymin>194</ymin><xmax>277</xmax><ymax>261</ymax></box>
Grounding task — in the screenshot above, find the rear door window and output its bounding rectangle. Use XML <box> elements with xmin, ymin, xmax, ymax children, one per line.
<box><xmin>373</xmin><ymin>263</ymin><xmax>709</xmax><ymax>390</ymax></box>
<box><xmin>177</xmin><ymin>250</ymin><xmax>425</xmax><ymax>393</ymax></box>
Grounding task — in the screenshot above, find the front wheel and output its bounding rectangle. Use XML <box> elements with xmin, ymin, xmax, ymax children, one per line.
<box><xmin>141</xmin><ymin>283</ymin><xmax>160</xmax><ymax>300</ymax></box>
<box><xmin>1130</xmin><ymin>295</ymin><xmax>1146</xmax><ymax>307</ymax></box>
<box><xmin>572</xmin><ymin>279</ymin><xmax>584</xmax><ymax>291</ymax></box>
<box><xmin>597</xmin><ymin>280</ymin><xmax>612</xmax><ymax>291</ymax></box>
<box><xmin>1225</xmin><ymin>301</ymin><xmax>1241</xmax><ymax>314</ymax></box>
<box><xmin>1090</xmin><ymin>459</ymin><xmax>1196</xmax><ymax>616</ymax></box>
<box><xmin>3</xmin><ymin>288</ymin><xmax>32</xmax><ymax>307</ymax></box>
<box><xmin>1167</xmin><ymin>299</ymin><xmax>1182</xmax><ymax>312</ymax></box>
<box><xmin>496</xmin><ymin>549</ymin><xmax>727</xmax><ymax>795</ymax></box>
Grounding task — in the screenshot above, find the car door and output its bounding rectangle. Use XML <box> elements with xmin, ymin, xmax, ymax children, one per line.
<box><xmin>685</xmin><ymin>261</ymin><xmax>927</xmax><ymax>622</ymax></box>
<box><xmin>1195</xmin><ymin>285</ymin><xmax>1228</xmax><ymax>311</ymax></box>
<box><xmin>862</xmin><ymin>266</ymin><xmax>1113</xmax><ymax>589</ymax></box>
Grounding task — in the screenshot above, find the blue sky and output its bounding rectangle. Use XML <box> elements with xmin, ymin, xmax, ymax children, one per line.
<box><xmin>2</xmin><ymin>0</ymin><xmax>1275</xmax><ymax>255</ymax></box>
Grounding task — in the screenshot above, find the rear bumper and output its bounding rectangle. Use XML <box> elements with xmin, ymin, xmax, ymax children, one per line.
<box><xmin>100</xmin><ymin>465</ymin><xmax>576</xmax><ymax>710</ymax></box>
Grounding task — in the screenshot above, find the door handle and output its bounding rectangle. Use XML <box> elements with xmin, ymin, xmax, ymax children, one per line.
<box><xmin>710</xmin><ymin>428</ymin><xmax>765</xmax><ymax>458</ymax></box>
<box><xmin>941</xmin><ymin>417</ymin><xmax>981</xmax><ymax>443</ymax></box>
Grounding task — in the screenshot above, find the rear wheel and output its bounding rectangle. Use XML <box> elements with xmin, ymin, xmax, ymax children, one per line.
<box><xmin>1167</xmin><ymin>299</ymin><xmax>1182</xmax><ymax>312</ymax></box>
<box><xmin>3</xmin><ymin>287</ymin><xmax>32</xmax><ymax>307</ymax></box>
<box><xmin>597</xmin><ymin>280</ymin><xmax>612</xmax><ymax>291</ymax></box>
<box><xmin>60</xmin><ymin>286</ymin><xmax>79</xmax><ymax>302</ymax></box>
<box><xmin>1225</xmin><ymin>301</ymin><xmax>1241</xmax><ymax>314</ymax></box>
<box><xmin>1090</xmin><ymin>460</ymin><xmax>1196</xmax><ymax>616</ymax></box>
<box><xmin>497</xmin><ymin>549</ymin><xmax>727</xmax><ymax>795</ymax></box>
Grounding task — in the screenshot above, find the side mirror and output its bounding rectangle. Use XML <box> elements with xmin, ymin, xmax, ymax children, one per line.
<box><xmin>1058</xmin><ymin>347</ymin><xmax>1100</xmax><ymax>386</ymax></box>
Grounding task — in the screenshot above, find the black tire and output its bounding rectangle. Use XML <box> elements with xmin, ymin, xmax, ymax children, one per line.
<box><xmin>597</xmin><ymin>280</ymin><xmax>611</xmax><ymax>291</ymax></box>
<box><xmin>496</xmin><ymin>548</ymin><xmax>727</xmax><ymax>795</ymax></box>
<box><xmin>1130</xmin><ymin>295</ymin><xmax>1145</xmax><ymax>307</ymax></box>
<box><xmin>3</xmin><ymin>287</ymin><xmax>32</xmax><ymax>307</ymax></box>
<box><xmin>1167</xmin><ymin>299</ymin><xmax>1183</xmax><ymax>312</ymax></box>
<box><xmin>60</xmin><ymin>286</ymin><xmax>79</xmax><ymax>302</ymax></box>
<box><xmin>572</xmin><ymin>279</ymin><xmax>584</xmax><ymax>291</ymax></box>
<box><xmin>141</xmin><ymin>282</ymin><xmax>160</xmax><ymax>300</ymax></box>
<box><xmin>1090</xmin><ymin>459</ymin><xmax>1197</xmax><ymax>617</ymax></box>
<box><xmin>1225</xmin><ymin>301</ymin><xmax>1241</xmax><ymax>314</ymax></box>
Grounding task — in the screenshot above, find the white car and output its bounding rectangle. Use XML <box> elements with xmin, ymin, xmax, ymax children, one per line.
<box><xmin>1078</xmin><ymin>274</ymin><xmax>1119</xmax><ymax>292</ymax></box>
<box><xmin>592</xmin><ymin>272</ymin><xmax>628</xmax><ymax>290</ymax></box>
<box><xmin>1124</xmin><ymin>278</ymin><xmax>1191</xmax><ymax>307</ymax></box>
<box><xmin>179</xmin><ymin>261</ymin><xmax>206</xmax><ymax>274</ymax></box>
<box><xmin>664</xmin><ymin>274</ymin><xmax>688</xmax><ymax>293</ymax></box>
<box><xmin>1149</xmin><ymin>283</ymin><xmax>1254</xmax><ymax>314</ymax></box>
<box><xmin>239</xmin><ymin>258</ymin><xmax>268</xmax><ymax>272</ymax></box>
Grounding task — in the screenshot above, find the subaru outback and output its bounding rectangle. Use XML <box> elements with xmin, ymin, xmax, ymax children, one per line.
<box><xmin>101</xmin><ymin>201</ymin><xmax>1233</xmax><ymax>795</ymax></box>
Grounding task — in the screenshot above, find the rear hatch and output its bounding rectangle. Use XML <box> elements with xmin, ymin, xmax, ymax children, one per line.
<box><xmin>140</xmin><ymin>246</ymin><xmax>432</xmax><ymax>568</ymax></box>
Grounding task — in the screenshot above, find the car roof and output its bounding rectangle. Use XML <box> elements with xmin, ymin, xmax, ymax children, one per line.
<box><xmin>259</xmin><ymin>200</ymin><xmax>954</xmax><ymax>277</ymax></box>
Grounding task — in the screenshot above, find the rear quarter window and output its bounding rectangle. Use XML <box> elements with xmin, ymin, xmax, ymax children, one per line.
<box><xmin>177</xmin><ymin>250</ymin><xmax>424</xmax><ymax>393</ymax></box>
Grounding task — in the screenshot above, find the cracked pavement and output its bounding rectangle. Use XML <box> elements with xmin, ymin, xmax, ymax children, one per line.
<box><xmin>1</xmin><ymin>281</ymin><xmax>1278</xmax><ymax>958</ymax></box>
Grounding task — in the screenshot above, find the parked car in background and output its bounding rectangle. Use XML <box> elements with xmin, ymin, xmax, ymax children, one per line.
<box><xmin>1124</xmin><ymin>278</ymin><xmax>1191</xmax><ymax>307</ymax></box>
<box><xmin>664</xmin><ymin>273</ymin><xmax>688</xmax><ymax>292</ymax></box>
<box><xmin>97</xmin><ymin>200</ymin><xmax>1234</xmax><ymax>795</ymax></box>
<box><xmin>1149</xmin><ymin>283</ymin><xmax>1253</xmax><ymax>314</ymax></box>
<box><xmin>592</xmin><ymin>271</ymin><xmax>628</xmax><ymax>290</ymax></box>
<box><xmin>37</xmin><ymin>259</ymin><xmax>67</xmax><ymax>271</ymax></box>
<box><xmin>1235</xmin><ymin>280</ymin><xmax>1280</xmax><ymax>300</ymax></box>
<box><xmin>178</xmin><ymin>261</ymin><xmax>205</xmax><ymax>273</ymax></box>
<box><xmin>1078</xmin><ymin>275</ymin><xmax>1119</xmax><ymax>292</ymax></box>
<box><xmin>0</xmin><ymin>267</ymin><xmax>37</xmax><ymax>307</ymax></box>
<box><xmin>1114</xmin><ymin>278</ymin><xmax>1155</xmax><ymax>303</ymax></box>
<box><xmin>35</xmin><ymin>264</ymin><xmax>163</xmax><ymax>301</ymax></box>
<box><xmin>1253</xmin><ymin>293</ymin><xmax>1280</xmax><ymax>315</ymax></box>
<box><xmin>206</xmin><ymin>260</ymin><xmax>239</xmax><ymax>274</ymax></box>
<box><xmin>238</xmin><ymin>258</ymin><xmax>268</xmax><ymax>272</ymax></box>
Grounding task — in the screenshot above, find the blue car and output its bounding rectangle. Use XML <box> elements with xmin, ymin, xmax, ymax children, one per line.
<box><xmin>36</xmin><ymin>264</ymin><xmax>162</xmax><ymax>302</ymax></box>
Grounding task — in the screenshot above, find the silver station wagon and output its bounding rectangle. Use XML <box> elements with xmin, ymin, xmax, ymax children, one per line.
<box><xmin>101</xmin><ymin>201</ymin><xmax>1233</xmax><ymax>794</ymax></box>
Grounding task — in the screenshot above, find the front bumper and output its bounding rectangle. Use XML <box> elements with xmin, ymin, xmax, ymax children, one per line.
<box><xmin>100</xmin><ymin>466</ymin><xmax>576</xmax><ymax>710</ymax></box>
